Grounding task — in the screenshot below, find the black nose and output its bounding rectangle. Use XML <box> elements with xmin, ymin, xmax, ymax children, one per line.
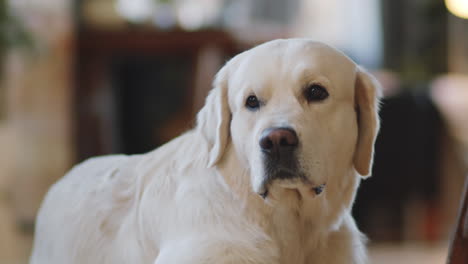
<box><xmin>259</xmin><ymin>127</ymin><xmax>298</xmax><ymax>152</ymax></box>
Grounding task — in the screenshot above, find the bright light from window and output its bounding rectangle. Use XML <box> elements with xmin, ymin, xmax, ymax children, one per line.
<box><xmin>177</xmin><ymin>2</ymin><xmax>205</xmax><ymax>31</ymax></box>
<box><xmin>445</xmin><ymin>0</ymin><xmax>468</xmax><ymax>19</ymax></box>
<box><xmin>115</xmin><ymin>0</ymin><xmax>154</xmax><ymax>23</ymax></box>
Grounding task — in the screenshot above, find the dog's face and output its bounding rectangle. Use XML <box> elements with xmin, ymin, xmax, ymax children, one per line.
<box><xmin>197</xmin><ymin>39</ymin><xmax>380</xmax><ymax>200</ymax></box>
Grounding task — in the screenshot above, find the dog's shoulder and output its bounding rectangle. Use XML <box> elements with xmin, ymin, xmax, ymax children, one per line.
<box><xmin>52</xmin><ymin>155</ymin><xmax>134</xmax><ymax>194</ymax></box>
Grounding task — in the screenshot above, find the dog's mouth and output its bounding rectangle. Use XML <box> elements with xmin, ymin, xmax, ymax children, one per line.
<box><xmin>258</xmin><ymin>180</ymin><xmax>326</xmax><ymax>200</ymax></box>
<box><xmin>258</xmin><ymin>168</ymin><xmax>326</xmax><ymax>199</ymax></box>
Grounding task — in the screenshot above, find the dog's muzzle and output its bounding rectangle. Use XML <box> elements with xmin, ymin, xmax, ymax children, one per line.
<box><xmin>259</xmin><ymin>127</ymin><xmax>299</xmax><ymax>180</ymax></box>
<box><xmin>258</xmin><ymin>127</ymin><xmax>327</xmax><ymax>199</ymax></box>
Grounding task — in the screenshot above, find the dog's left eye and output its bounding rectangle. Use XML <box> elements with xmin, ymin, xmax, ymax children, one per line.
<box><xmin>245</xmin><ymin>95</ymin><xmax>260</xmax><ymax>110</ymax></box>
<box><xmin>305</xmin><ymin>84</ymin><xmax>329</xmax><ymax>102</ymax></box>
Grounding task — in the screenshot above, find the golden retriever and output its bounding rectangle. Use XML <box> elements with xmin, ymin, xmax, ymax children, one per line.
<box><xmin>30</xmin><ymin>39</ymin><xmax>381</xmax><ymax>264</ymax></box>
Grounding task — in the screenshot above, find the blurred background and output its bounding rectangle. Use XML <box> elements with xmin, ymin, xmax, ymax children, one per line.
<box><xmin>0</xmin><ymin>0</ymin><xmax>467</xmax><ymax>263</ymax></box>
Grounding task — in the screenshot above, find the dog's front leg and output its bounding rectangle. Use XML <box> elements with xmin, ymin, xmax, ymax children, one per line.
<box><xmin>154</xmin><ymin>236</ymin><xmax>279</xmax><ymax>264</ymax></box>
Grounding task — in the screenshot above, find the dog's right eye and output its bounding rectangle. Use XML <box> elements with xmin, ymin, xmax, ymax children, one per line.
<box><xmin>305</xmin><ymin>84</ymin><xmax>329</xmax><ymax>102</ymax></box>
<box><xmin>245</xmin><ymin>95</ymin><xmax>260</xmax><ymax>110</ymax></box>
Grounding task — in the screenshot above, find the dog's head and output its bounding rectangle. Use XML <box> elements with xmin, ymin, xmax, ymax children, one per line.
<box><xmin>197</xmin><ymin>39</ymin><xmax>381</xmax><ymax>200</ymax></box>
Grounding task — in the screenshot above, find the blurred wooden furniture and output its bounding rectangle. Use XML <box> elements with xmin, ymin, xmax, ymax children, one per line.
<box><xmin>447</xmin><ymin>176</ymin><xmax>468</xmax><ymax>263</ymax></box>
<box><xmin>75</xmin><ymin>29</ymin><xmax>236</xmax><ymax>160</ymax></box>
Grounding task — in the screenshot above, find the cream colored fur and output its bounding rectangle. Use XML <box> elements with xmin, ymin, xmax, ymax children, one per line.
<box><xmin>30</xmin><ymin>39</ymin><xmax>381</xmax><ymax>264</ymax></box>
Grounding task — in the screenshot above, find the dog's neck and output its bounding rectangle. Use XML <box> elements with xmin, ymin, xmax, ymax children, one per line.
<box><xmin>216</xmin><ymin>141</ymin><xmax>361</xmax><ymax>260</ymax></box>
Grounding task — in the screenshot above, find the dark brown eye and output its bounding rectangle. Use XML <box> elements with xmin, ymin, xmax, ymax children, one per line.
<box><xmin>245</xmin><ymin>95</ymin><xmax>260</xmax><ymax>110</ymax></box>
<box><xmin>305</xmin><ymin>84</ymin><xmax>329</xmax><ymax>102</ymax></box>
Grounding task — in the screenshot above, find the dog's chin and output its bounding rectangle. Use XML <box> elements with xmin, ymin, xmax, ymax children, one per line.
<box><xmin>275</xmin><ymin>178</ymin><xmax>304</xmax><ymax>189</ymax></box>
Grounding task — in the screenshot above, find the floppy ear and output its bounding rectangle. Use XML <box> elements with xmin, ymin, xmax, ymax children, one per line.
<box><xmin>353</xmin><ymin>66</ymin><xmax>382</xmax><ymax>178</ymax></box>
<box><xmin>196</xmin><ymin>67</ymin><xmax>231</xmax><ymax>167</ymax></box>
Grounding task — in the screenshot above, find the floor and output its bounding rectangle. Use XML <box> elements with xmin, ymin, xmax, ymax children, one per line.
<box><xmin>369</xmin><ymin>242</ymin><xmax>448</xmax><ymax>264</ymax></box>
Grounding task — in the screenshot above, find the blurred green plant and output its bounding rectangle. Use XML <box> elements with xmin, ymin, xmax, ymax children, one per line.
<box><xmin>0</xmin><ymin>0</ymin><xmax>32</xmax><ymax>69</ymax></box>
<box><xmin>0</xmin><ymin>0</ymin><xmax>32</xmax><ymax>119</ymax></box>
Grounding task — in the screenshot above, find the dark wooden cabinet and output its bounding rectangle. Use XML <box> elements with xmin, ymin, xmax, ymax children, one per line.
<box><xmin>74</xmin><ymin>29</ymin><xmax>236</xmax><ymax>160</ymax></box>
